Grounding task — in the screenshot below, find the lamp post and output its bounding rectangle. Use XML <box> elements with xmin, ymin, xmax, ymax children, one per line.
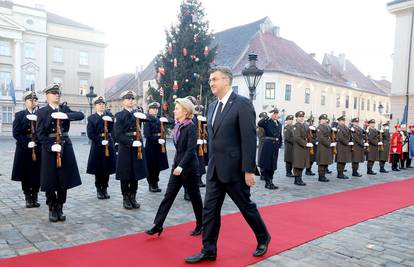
<box><xmin>242</xmin><ymin>53</ymin><xmax>264</xmax><ymax>102</ymax></box>
<box><xmin>86</xmin><ymin>85</ymin><xmax>97</xmax><ymax>117</ymax></box>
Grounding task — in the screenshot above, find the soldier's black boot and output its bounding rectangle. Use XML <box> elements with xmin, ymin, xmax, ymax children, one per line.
<box><xmin>97</xmin><ymin>188</ymin><xmax>105</xmax><ymax>199</ymax></box>
<box><xmin>102</xmin><ymin>187</ymin><xmax>110</xmax><ymax>199</ymax></box>
<box><xmin>379</xmin><ymin>167</ymin><xmax>388</xmax><ymax>173</ymax></box>
<box><xmin>31</xmin><ymin>193</ymin><xmax>40</xmax><ymax>208</ymax></box>
<box><xmin>318</xmin><ymin>175</ymin><xmax>329</xmax><ymax>182</ymax></box>
<box><xmin>286</xmin><ymin>164</ymin><xmax>294</xmax><ymax>177</ymax></box>
<box><xmin>129</xmin><ymin>193</ymin><xmax>140</xmax><ymax>209</ymax></box>
<box><xmin>367</xmin><ymin>168</ymin><xmax>377</xmax><ymax>175</ymax></box>
<box><xmin>123</xmin><ymin>194</ymin><xmax>133</xmax><ymax>210</ymax></box>
<box><xmin>294</xmin><ymin>176</ymin><xmax>306</xmax><ymax>186</ymax></box>
<box><xmin>56</xmin><ymin>204</ymin><xmax>66</xmax><ymax>222</ymax></box>
<box><xmin>305</xmin><ymin>168</ymin><xmax>315</xmax><ymax>176</ymax></box>
<box><xmin>325</xmin><ymin>168</ymin><xmax>332</xmax><ymax>174</ymax></box>
<box><xmin>25</xmin><ymin>194</ymin><xmax>34</xmax><ymax>208</ymax></box>
<box><xmin>48</xmin><ymin>204</ymin><xmax>58</xmax><ymax>222</ymax></box>
<box><xmin>149</xmin><ymin>183</ymin><xmax>162</xmax><ymax>193</ymax></box>
<box><xmin>184</xmin><ymin>191</ymin><xmax>191</xmax><ymax>201</ymax></box>
<box><xmin>352</xmin><ymin>170</ymin><xmax>362</xmax><ymax>177</ymax></box>
<box><xmin>337</xmin><ymin>171</ymin><xmax>349</xmax><ymax>179</ymax></box>
<box><xmin>265</xmin><ymin>180</ymin><xmax>278</xmax><ymax>190</ymax></box>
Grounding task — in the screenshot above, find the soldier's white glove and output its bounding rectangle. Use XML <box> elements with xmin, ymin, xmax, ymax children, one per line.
<box><xmin>315</xmin><ymin>142</ymin><xmax>319</xmax><ymax>145</ymax></box>
<box><xmin>28</xmin><ymin>141</ymin><xmax>36</xmax><ymax>148</ymax></box>
<box><xmin>132</xmin><ymin>140</ymin><xmax>142</xmax><ymax>147</ymax></box>
<box><xmin>133</xmin><ymin>112</ymin><xmax>146</xmax><ymax>120</ymax></box>
<box><xmin>51</xmin><ymin>112</ymin><xmax>68</xmax><ymax>120</ymax></box>
<box><xmin>203</xmin><ymin>140</ymin><xmax>207</xmax><ymax>144</ymax></box>
<box><xmin>102</xmin><ymin>115</ymin><xmax>113</xmax><ymax>122</ymax></box>
<box><xmin>51</xmin><ymin>144</ymin><xmax>62</xmax><ymax>152</ymax></box>
<box><xmin>197</xmin><ymin>115</ymin><xmax>207</xmax><ymax>122</ymax></box>
<box><xmin>350</xmin><ymin>127</ymin><xmax>355</xmax><ymax>132</ymax></box>
<box><xmin>379</xmin><ymin>129</ymin><xmax>384</xmax><ymax>133</ymax></box>
<box><xmin>348</xmin><ymin>142</ymin><xmax>354</xmax><ymax>146</ymax></box>
<box><xmin>330</xmin><ymin>142</ymin><xmax>337</xmax><ymax>147</ymax></box>
<box><xmin>364</xmin><ymin>143</ymin><xmax>369</xmax><ymax>147</ymax></box>
<box><xmin>378</xmin><ymin>142</ymin><xmax>383</xmax><ymax>146</ymax></box>
<box><xmin>306</xmin><ymin>143</ymin><xmax>313</xmax><ymax>148</ymax></box>
<box><xmin>158</xmin><ymin>139</ymin><xmax>166</xmax><ymax>145</ymax></box>
<box><xmin>26</xmin><ymin>114</ymin><xmax>37</xmax><ymax>121</ymax></box>
<box><xmin>309</xmin><ymin>126</ymin><xmax>316</xmax><ymax>131</ymax></box>
<box><xmin>197</xmin><ymin>139</ymin><xmax>204</xmax><ymax>145</ymax></box>
<box><xmin>159</xmin><ymin>117</ymin><xmax>169</xmax><ymax>123</ymax></box>
<box><xmin>332</xmin><ymin>127</ymin><xmax>337</xmax><ymax>132</ymax></box>
<box><xmin>393</xmin><ymin>148</ymin><xmax>397</xmax><ymax>153</ymax></box>
<box><xmin>101</xmin><ymin>140</ymin><xmax>109</xmax><ymax>146</ymax></box>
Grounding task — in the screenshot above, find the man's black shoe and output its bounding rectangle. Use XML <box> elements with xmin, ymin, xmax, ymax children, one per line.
<box><xmin>185</xmin><ymin>252</ymin><xmax>217</xmax><ymax>263</ymax></box>
<box><xmin>253</xmin><ymin>236</ymin><xmax>271</xmax><ymax>257</ymax></box>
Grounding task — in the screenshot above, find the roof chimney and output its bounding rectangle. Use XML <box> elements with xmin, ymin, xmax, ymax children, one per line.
<box><xmin>326</xmin><ymin>63</ymin><xmax>332</xmax><ymax>75</ymax></box>
<box><xmin>309</xmin><ymin>53</ymin><xmax>316</xmax><ymax>58</ymax></box>
<box><xmin>339</xmin><ymin>53</ymin><xmax>346</xmax><ymax>72</ymax></box>
<box><xmin>272</xmin><ymin>26</ymin><xmax>280</xmax><ymax>37</ymax></box>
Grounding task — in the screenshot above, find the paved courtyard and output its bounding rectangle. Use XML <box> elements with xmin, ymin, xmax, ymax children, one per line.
<box><xmin>0</xmin><ymin>137</ymin><xmax>413</xmax><ymax>266</ymax></box>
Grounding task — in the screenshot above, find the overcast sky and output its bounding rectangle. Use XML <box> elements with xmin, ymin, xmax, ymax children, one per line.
<box><xmin>19</xmin><ymin>0</ymin><xmax>396</xmax><ymax>80</ymax></box>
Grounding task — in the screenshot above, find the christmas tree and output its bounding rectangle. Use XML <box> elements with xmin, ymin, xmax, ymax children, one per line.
<box><xmin>148</xmin><ymin>0</ymin><xmax>217</xmax><ymax>118</ymax></box>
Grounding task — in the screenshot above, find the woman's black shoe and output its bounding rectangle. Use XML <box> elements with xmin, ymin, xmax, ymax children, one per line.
<box><xmin>191</xmin><ymin>226</ymin><xmax>202</xmax><ymax>236</ymax></box>
<box><xmin>146</xmin><ymin>226</ymin><xmax>163</xmax><ymax>236</ymax></box>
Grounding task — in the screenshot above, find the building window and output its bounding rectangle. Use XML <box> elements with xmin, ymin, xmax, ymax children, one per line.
<box><xmin>285</xmin><ymin>84</ymin><xmax>291</xmax><ymax>101</ymax></box>
<box><xmin>232</xmin><ymin>85</ymin><xmax>238</xmax><ymax>94</ymax></box>
<box><xmin>373</xmin><ymin>100</ymin><xmax>376</xmax><ymax>112</ymax></box>
<box><xmin>265</xmin><ymin>82</ymin><xmax>276</xmax><ymax>99</ymax></box>
<box><xmin>79</xmin><ymin>51</ymin><xmax>89</xmax><ymax>66</ymax></box>
<box><xmin>345</xmin><ymin>95</ymin><xmax>349</xmax><ymax>109</ymax></box>
<box><xmin>24</xmin><ymin>43</ymin><xmax>35</xmax><ymax>59</ymax></box>
<box><xmin>24</xmin><ymin>74</ymin><xmax>35</xmax><ymax>90</ymax></box>
<box><xmin>367</xmin><ymin>99</ymin><xmax>370</xmax><ymax>111</ymax></box>
<box><xmin>1</xmin><ymin>106</ymin><xmax>13</xmax><ymax>124</ymax></box>
<box><xmin>386</xmin><ymin>102</ymin><xmax>389</xmax><ymax>113</ymax></box>
<box><xmin>0</xmin><ymin>40</ymin><xmax>11</xmax><ymax>56</ymax></box>
<box><xmin>361</xmin><ymin>98</ymin><xmax>365</xmax><ymax>110</ymax></box>
<box><xmin>336</xmin><ymin>93</ymin><xmax>341</xmax><ymax>108</ymax></box>
<box><xmin>321</xmin><ymin>90</ymin><xmax>326</xmax><ymax>106</ymax></box>
<box><xmin>53</xmin><ymin>47</ymin><xmax>63</xmax><ymax>63</ymax></box>
<box><xmin>0</xmin><ymin>72</ymin><xmax>12</xmax><ymax>96</ymax></box>
<box><xmin>353</xmin><ymin>97</ymin><xmax>358</xmax><ymax>110</ymax></box>
<box><xmin>79</xmin><ymin>79</ymin><xmax>88</xmax><ymax>95</ymax></box>
<box><xmin>378</xmin><ymin>101</ymin><xmax>382</xmax><ymax>113</ymax></box>
<box><xmin>53</xmin><ymin>77</ymin><xmax>63</xmax><ymax>85</ymax></box>
<box><xmin>304</xmin><ymin>88</ymin><xmax>310</xmax><ymax>104</ymax></box>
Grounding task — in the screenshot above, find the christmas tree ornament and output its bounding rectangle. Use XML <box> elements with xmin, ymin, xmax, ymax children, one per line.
<box><xmin>173</xmin><ymin>80</ymin><xmax>179</xmax><ymax>90</ymax></box>
<box><xmin>195</xmin><ymin>57</ymin><xmax>200</xmax><ymax>62</ymax></box>
<box><xmin>159</xmin><ymin>87</ymin><xmax>164</xmax><ymax>96</ymax></box>
<box><xmin>162</xmin><ymin>103</ymin><xmax>168</xmax><ymax>111</ymax></box>
<box><xmin>185</xmin><ymin>79</ymin><xmax>189</xmax><ymax>82</ymax></box>
<box><xmin>193</xmin><ymin>72</ymin><xmax>199</xmax><ymax>78</ymax></box>
<box><xmin>182</xmin><ymin>48</ymin><xmax>187</xmax><ymax>56</ymax></box>
<box><xmin>158</xmin><ymin>67</ymin><xmax>165</xmax><ymax>76</ymax></box>
<box><xmin>172</xmin><ymin>95</ymin><xmax>177</xmax><ymax>100</ymax></box>
<box><xmin>203</xmin><ymin>46</ymin><xmax>209</xmax><ymax>56</ymax></box>
<box><xmin>168</xmin><ymin>42</ymin><xmax>172</xmax><ymax>54</ymax></box>
<box><xmin>190</xmin><ymin>54</ymin><xmax>196</xmax><ymax>59</ymax></box>
<box><xmin>173</xmin><ymin>58</ymin><xmax>178</xmax><ymax>67</ymax></box>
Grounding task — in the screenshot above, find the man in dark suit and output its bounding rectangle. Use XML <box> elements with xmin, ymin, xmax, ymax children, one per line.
<box><xmin>185</xmin><ymin>66</ymin><xmax>271</xmax><ymax>263</ymax></box>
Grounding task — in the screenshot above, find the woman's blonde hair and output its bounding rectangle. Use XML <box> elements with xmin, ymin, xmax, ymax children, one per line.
<box><xmin>175</xmin><ymin>98</ymin><xmax>195</xmax><ymax>119</ymax></box>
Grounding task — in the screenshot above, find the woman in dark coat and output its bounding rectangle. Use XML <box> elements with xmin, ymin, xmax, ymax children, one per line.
<box><xmin>11</xmin><ymin>91</ymin><xmax>41</xmax><ymax>208</ymax></box>
<box><xmin>86</xmin><ymin>96</ymin><xmax>116</xmax><ymax>199</ymax></box>
<box><xmin>146</xmin><ymin>98</ymin><xmax>203</xmax><ymax>236</ymax></box>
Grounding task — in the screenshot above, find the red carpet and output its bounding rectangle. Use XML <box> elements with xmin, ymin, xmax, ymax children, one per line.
<box><xmin>1</xmin><ymin>178</ymin><xmax>414</xmax><ymax>267</ymax></box>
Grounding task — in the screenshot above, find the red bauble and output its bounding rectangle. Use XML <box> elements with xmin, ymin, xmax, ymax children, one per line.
<box><xmin>173</xmin><ymin>58</ymin><xmax>178</xmax><ymax>68</ymax></box>
<box><xmin>173</xmin><ymin>80</ymin><xmax>178</xmax><ymax>90</ymax></box>
<box><xmin>158</xmin><ymin>67</ymin><xmax>165</xmax><ymax>76</ymax></box>
<box><xmin>162</xmin><ymin>103</ymin><xmax>168</xmax><ymax>111</ymax></box>
<box><xmin>203</xmin><ymin>46</ymin><xmax>209</xmax><ymax>56</ymax></box>
<box><xmin>182</xmin><ymin>48</ymin><xmax>187</xmax><ymax>56</ymax></box>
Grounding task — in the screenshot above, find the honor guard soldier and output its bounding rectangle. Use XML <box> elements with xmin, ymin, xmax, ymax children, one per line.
<box><xmin>366</xmin><ymin>119</ymin><xmax>380</xmax><ymax>175</ymax></box>
<box><xmin>378</xmin><ymin>121</ymin><xmax>391</xmax><ymax>173</ymax></box>
<box><xmin>194</xmin><ymin>104</ymin><xmax>207</xmax><ymax>187</ymax></box>
<box><xmin>11</xmin><ymin>90</ymin><xmax>41</xmax><ymax>208</ymax></box>
<box><xmin>36</xmin><ymin>84</ymin><xmax>84</xmax><ymax>222</ymax></box>
<box><xmin>350</xmin><ymin>118</ymin><xmax>365</xmax><ymax>177</ymax></box>
<box><xmin>335</xmin><ymin>116</ymin><xmax>352</xmax><ymax>179</ymax></box>
<box><xmin>258</xmin><ymin>108</ymin><xmax>282</xmax><ymax>190</ymax></box>
<box><xmin>144</xmin><ymin>102</ymin><xmax>169</xmax><ymax>193</ymax></box>
<box><xmin>400</xmin><ymin>124</ymin><xmax>410</xmax><ymax>168</ymax></box>
<box><xmin>114</xmin><ymin>90</ymin><xmax>149</xmax><ymax>210</ymax></box>
<box><xmin>315</xmin><ymin>114</ymin><xmax>332</xmax><ymax>182</ymax></box>
<box><xmin>305</xmin><ymin>116</ymin><xmax>317</xmax><ymax>176</ymax></box>
<box><xmin>284</xmin><ymin>115</ymin><xmax>295</xmax><ymax>177</ymax></box>
<box><xmin>86</xmin><ymin>96</ymin><xmax>116</xmax><ymax>199</ymax></box>
<box><xmin>390</xmin><ymin>124</ymin><xmax>403</xmax><ymax>171</ymax></box>
<box><xmin>292</xmin><ymin>111</ymin><xmax>309</xmax><ymax>186</ymax></box>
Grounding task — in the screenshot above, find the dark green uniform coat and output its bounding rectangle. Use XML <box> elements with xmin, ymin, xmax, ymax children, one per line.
<box><xmin>293</xmin><ymin>122</ymin><xmax>310</xmax><ymax>169</ymax></box>
<box><xmin>336</xmin><ymin>124</ymin><xmax>352</xmax><ymax>163</ymax></box>
<box><xmin>351</xmin><ymin>126</ymin><xmax>365</xmax><ymax>163</ymax></box>
<box><xmin>367</xmin><ymin>128</ymin><xmax>379</xmax><ymax>161</ymax></box>
<box><xmin>284</xmin><ymin>124</ymin><xmax>294</xmax><ymax>163</ymax></box>
<box><xmin>316</xmin><ymin>124</ymin><xmax>333</xmax><ymax>165</ymax></box>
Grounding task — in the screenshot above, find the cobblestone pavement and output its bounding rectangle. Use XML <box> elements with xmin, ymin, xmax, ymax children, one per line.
<box><xmin>0</xmin><ymin>137</ymin><xmax>413</xmax><ymax>266</ymax></box>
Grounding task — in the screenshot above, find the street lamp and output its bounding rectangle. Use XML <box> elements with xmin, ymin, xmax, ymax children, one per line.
<box><xmin>242</xmin><ymin>53</ymin><xmax>264</xmax><ymax>102</ymax></box>
<box><xmin>86</xmin><ymin>85</ymin><xmax>97</xmax><ymax>117</ymax></box>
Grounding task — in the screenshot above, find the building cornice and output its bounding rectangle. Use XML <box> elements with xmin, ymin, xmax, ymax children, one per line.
<box><xmin>387</xmin><ymin>0</ymin><xmax>414</xmax><ymax>13</ymax></box>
